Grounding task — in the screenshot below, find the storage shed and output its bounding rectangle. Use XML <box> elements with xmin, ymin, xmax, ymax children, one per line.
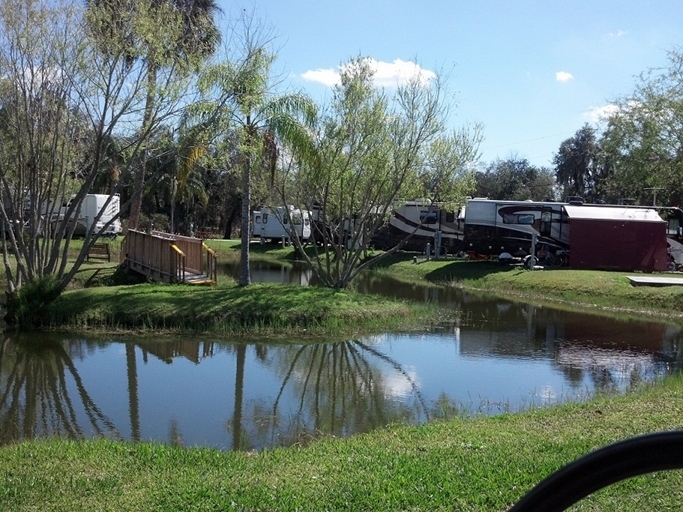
<box><xmin>564</xmin><ymin>205</ymin><xmax>668</xmax><ymax>271</ymax></box>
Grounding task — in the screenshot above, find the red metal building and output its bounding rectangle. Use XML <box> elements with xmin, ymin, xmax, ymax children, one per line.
<box><xmin>564</xmin><ymin>205</ymin><xmax>668</xmax><ymax>272</ymax></box>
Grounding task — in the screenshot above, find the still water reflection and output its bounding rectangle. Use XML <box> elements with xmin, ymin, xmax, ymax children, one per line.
<box><xmin>1</xmin><ymin>291</ymin><xmax>681</xmax><ymax>450</ymax></box>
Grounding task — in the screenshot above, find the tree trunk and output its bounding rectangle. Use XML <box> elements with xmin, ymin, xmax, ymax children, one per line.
<box><xmin>223</xmin><ymin>203</ymin><xmax>239</xmax><ymax>239</ymax></box>
<box><xmin>129</xmin><ymin>63</ymin><xmax>157</xmax><ymax>230</ymax></box>
<box><xmin>239</xmin><ymin>154</ymin><xmax>251</xmax><ymax>286</ymax></box>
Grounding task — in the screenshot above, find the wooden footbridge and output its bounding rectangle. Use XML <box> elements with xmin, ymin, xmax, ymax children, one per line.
<box><xmin>121</xmin><ymin>230</ymin><xmax>218</xmax><ymax>285</ymax></box>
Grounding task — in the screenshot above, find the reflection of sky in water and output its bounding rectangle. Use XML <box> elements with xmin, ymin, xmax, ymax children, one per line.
<box><xmin>381</xmin><ymin>368</ymin><xmax>419</xmax><ymax>399</ymax></box>
<box><xmin>2</xmin><ymin>299</ymin><xmax>681</xmax><ymax>451</ymax></box>
<box><xmin>371</xmin><ymin>333</ymin><xmax>574</xmax><ymax>411</ymax></box>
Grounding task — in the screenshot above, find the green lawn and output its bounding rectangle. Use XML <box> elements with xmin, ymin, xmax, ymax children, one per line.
<box><xmin>45</xmin><ymin>280</ymin><xmax>441</xmax><ymax>336</ymax></box>
<box><xmin>2</xmin><ymin>374</ymin><xmax>683</xmax><ymax>511</ymax></box>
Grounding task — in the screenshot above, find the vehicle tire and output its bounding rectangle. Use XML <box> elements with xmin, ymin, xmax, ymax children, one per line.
<box><xmin>548</xmin><ymin>254</ymin><xmax>563</xmax><ymax>267</ymax></box>
<box><xmin>524</xmin><ymin>255</ymin><xmax>536</xmax><ymax>269</ymax></box>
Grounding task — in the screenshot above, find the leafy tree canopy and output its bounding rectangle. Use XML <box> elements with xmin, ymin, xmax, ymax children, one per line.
<box><xmin>475</xmin><ymin>156</ymin><xmax>556</xmax><ymax>201</ymax></box>
<box><xmin>284</xmin><ymin>56</ymin><xmax>481</xmax><ymax>288</ymax></box>
<box><xmin>600</xmin><ymin>47</ymin><xmax>683</xmax><ymax>207</ymax></box>
<box><xmin>553</xmin><ymin>124</ymin><xmax>602</xmax><ymax>202</ymax></box>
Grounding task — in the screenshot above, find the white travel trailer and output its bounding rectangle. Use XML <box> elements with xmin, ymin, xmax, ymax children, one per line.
<box><xmin>81</xmin><ymin>194</ymin><xmax>121</xmax><ymax>237</ymax></box>
<box><xmin>252</xmin><ymin>206</ymin><xmax>311</xmax><ymax>243</ymax></box>
<box><xmin>52</xmin><ymin>194</ymin><xmax>122</xmax><ymax>238</ymax></box>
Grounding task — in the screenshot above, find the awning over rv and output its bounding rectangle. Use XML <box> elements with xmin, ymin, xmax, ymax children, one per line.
<box><xmin>563</xmin><ymin>205</ymin><xmax>664</xmax><ymax>223</ymax></box>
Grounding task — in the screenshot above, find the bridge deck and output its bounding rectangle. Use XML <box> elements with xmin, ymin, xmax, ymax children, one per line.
<box><xmin>121</xmin><ymin>230</ymin><xmax>217</xmax><ymax>285</ymax></box>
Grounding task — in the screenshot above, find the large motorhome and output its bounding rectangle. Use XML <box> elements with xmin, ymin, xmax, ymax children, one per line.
<box><xmin>371</xmin><ymin>200</ymin><xmax>466</xmax><ymax>255</ymax></box>
<box><xmin>463</xmin><ymin>198</ymin><xmax>571</xmax><ymax>256</ymax></box>
<box><xmin>252</xmin><ymin>206</ymin><xmax>311</xmax><ymax>243</ymax></box>
<box><xmin>463</xmin><ymin>198</ymin><xmax>683</xmax><ymax>265</ymax></box>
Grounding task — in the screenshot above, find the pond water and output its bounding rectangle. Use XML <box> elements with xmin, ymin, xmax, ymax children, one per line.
<box><xmin>1</xmin><ymin>263</ymin><xmax>681</xmax><ymax>451</ymax></box>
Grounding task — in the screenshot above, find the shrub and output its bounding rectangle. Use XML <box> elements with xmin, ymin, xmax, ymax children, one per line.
<box><xmin>4</xmin><ymin>276</ymin><xmax>61</xmax><ymax>327</ymax></box>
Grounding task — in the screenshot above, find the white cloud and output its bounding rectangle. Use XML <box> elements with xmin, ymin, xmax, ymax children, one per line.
<box><xmin>555</xmin><ymin>71</ymin><xmax>574</xmax><ymax>82</ymax></box>
<box><xmin>607</xmin><ymin>29</ymin><xmax>627</xmax><ymax>38</ymax></box>
<box><xmin>371</xmin><ymin>59</ymin><xmax>436</xmax><ymax>87</ymax></box>
<box><xmin>585</xmin><ymin>104</ymin><xmax>620</xmax><ymax>123</ymax></box>
<box><xmin>301</xmin><ymin>58</ymin><xmax>436</xmax><ymax>88</ymax></box>
<box><xmin>300</xmin><ymin>68</ymin><xmax>340</xmax><ymax>87</ymax></box>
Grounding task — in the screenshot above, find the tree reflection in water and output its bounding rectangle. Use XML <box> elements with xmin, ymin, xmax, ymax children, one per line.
<box><xmin>231</xmin><ymin>343</ymin><xmax>246</xmax><ymax>451</ymax></box>
<box><xmin>261</xmin><ymin>339</ymin><xmax>429</xmax><ymax>448</ymax></box>
<box><xmin>224</xmin><ymin>343</ymin><xmax>271</xmax><ymax>451</ymax></box>
<box><xmin>0</xmin><ymin>336</ymin><xmax>120</xmax><ymax>444</ymax></box>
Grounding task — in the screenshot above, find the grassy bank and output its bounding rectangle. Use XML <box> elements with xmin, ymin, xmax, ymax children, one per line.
<box><xmin>361</xmin><ymin>252</ymin><xmax>683</xmax><ymax>323</ymax></box>
<box><xmin>2</xmin><ymin>373</ymin><xmax>683</xmax><ymax>511</ymax></box>
<box><xmin>43</xmin><ymin>281</ymin><xmax>439</xmax><ymax>336</ymax></box>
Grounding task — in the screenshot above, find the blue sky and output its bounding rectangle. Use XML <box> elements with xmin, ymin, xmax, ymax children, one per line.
<box><xmin>220</xmin><ymin>1</ymin><xmax>683</xmax><ymax>169</ymax></box>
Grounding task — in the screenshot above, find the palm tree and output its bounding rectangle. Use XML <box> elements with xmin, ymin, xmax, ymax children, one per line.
<box><xmin>85</xmin><ymin>0</ymin><xmax>221</xmax><ymax>229</ymax></box>
<box><xmin>197</xmin><ymin>46</ymin><xmax>316</xmax><ymax>285</ymax></box>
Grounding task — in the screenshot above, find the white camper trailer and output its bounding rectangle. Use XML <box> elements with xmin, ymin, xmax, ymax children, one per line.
<box><xmin>52</xmin><ymin>194</ymin><xmax>122</xmax><ymax>237</ymax></box>
<box><xmin>252</xmin><ymin>206</ymin><xmax>311</xmax><ymax>243</ymax></box>
<box><xmin>83</xmin><ymin>194</ymin><xmax>121</xmax><ymax>237</ymax></box>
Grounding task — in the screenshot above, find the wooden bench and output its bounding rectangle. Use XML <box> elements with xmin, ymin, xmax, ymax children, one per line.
<box><xmin>87</xmin><ymin>243</ymin><xmax>111</xmax><ymax>262</ymax></box>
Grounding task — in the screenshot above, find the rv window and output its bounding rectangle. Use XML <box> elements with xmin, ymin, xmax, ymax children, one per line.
<box><xmin>502</xmin><ymin>213</ymin><xmax>535</xmax><ymax>225</ymax></box>
<box><xmin>283</xmin><ymin>217</ymin><xmax>289</xmax><ymax>225</ymax></box>
<box><xmin>420</xmin><ymin>211</ymin><xmax>438</xmax><ymax>224</ymax></box>
<box><xmin>445</xmin><ymin>211</ymin><xmax>455</xmax><ymax>223</ymax></box>
<box><xmin>263</xmin><ymin>213</ymin><xmax>268</xmax><ymax>223</ymax></box>
<box><xmin>255</xmin><ymin>215</ymin><xmax>261</xmax><ymax>224</ymax></box>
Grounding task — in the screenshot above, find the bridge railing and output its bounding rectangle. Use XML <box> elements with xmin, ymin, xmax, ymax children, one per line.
<box><xmin>122</xmin><ymin>230</ymin><xmax>215</xmax><ymax>284</ymax></box>
<box><xmin>170</xmin><ymin>243</ymin><xmax>186</xmax><ymax>283</ymax></box>
<box><xmin>153</xmin><ymin>232</ymin><xmax>216</xmax><ymax>282</ymax></box>
<box><xmin>203</xmin><ymin>242</ymin><xmax>218</xmax><ymax>283</ymax></box>
<box><xmin>159</xmin><ymin>232</ymin><xmax>203</xmax><ymax>275</ymax></box>
<box><xmin>122</xmin><ymin>230</ymin><xmax>182</xmax><ymax>283</ymax></box>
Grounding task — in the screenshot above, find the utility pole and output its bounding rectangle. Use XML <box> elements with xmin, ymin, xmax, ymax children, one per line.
<box><xmin>644</xmin><ymin>187</ymin><xmax>665</xmax><ymax>206</ymax></box>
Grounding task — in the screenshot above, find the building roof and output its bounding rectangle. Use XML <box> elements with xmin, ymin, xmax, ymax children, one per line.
<box><xmin>563</xmin><ymin>205</ymin><xmax>664</xmax><ymax>223</ymax></box>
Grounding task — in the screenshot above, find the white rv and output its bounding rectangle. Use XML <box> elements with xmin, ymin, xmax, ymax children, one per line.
<box><xmin>252</xmin><ymin>206</ymin><xmax>311</xmax><ymax>243</ymax></box>
<box><xmin>371</xmin><ymin>200</ymin><xmax>466</xmax><ymax>255</ymax></box>
<box><xmin>52</xmin><ymin>194</ymin><xmax>122</xmax><ymax>238</ymax></box>
<box><xmin>463</xmin><ymin>198</ymin><xmax>570</xmax><ymax>256</ymax></box>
